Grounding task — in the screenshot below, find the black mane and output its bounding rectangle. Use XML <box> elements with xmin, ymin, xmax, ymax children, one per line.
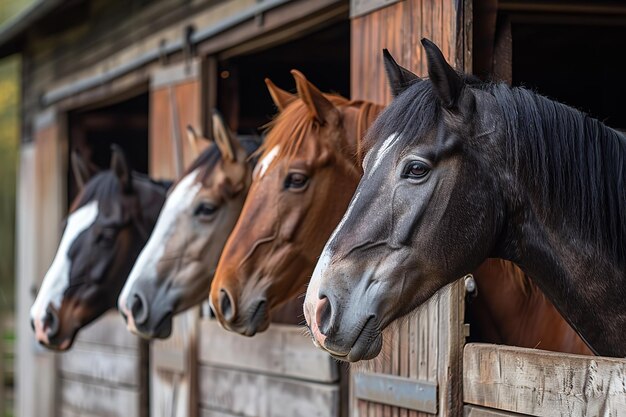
<box><xmin>73</xmin><ymin>171</ymin><xmax>170</xmax><ymax>212</ymax></box>
<box><xmin>367</xmin><ymin>78</ymin><xmax>626</xmax><ymax>264</ymax></box>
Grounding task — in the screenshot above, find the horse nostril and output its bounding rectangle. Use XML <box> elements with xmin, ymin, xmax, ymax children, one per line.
<box><xmin>315</xmin><ymin>296</ymin><xmax>333</xmax><ymax>336</ymax></box>
<box><xmin>44</xmin><ymin>309</ymin><xmax>60</xmax><ymax>338</ymax></box>
<box><xmin>131</xmin><ymin>292</ymin><xmax>149</xmax><ymax>325</ymax></box>
<box><xmin>219</xmin><ymin>289</ymin><xmax>236</xmax><ymax>323</ymax></box>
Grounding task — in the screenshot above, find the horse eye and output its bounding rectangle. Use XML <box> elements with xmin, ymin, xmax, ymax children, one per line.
<box><xmin>402</xmin><ymin>161</ymin><xmax>431</xmax><ymax>180</ymax></box>
<box><xmin>194</xmin><ymin>202</ymin><xmax>217</xmax><ymax>220</ymax></box>
<box><xmin>97</xmin><ymin>228</ymin><xmax>116</xmax><ymax>247</ymax></box>
<box><xmin>284</xmin><ymin>173</ymin><xmax>309</xmax><ymax>190</ymax></box>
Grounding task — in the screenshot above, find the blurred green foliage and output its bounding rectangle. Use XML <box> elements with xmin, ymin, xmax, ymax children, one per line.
<box><xmin>0</xmin><ymin>0</ymin><xmax>35</xmax><ymax>23</ymax></box>
<box><xmin>0</xmin><ymin>0</ymin><xmax>35</xmax><ymax>311</ymax></box>
<box><xmin>0</xmin><ymin>57</ymin><xmax>18</xmax><ymax>311</ymax></box>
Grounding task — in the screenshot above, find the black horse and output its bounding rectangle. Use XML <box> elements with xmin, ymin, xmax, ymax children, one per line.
<box><xmin>304</xmin><ymin>39</ymin><xmax>625</xmax><ymax>361</ymax></box>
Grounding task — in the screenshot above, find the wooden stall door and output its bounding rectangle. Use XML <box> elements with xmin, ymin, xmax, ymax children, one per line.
<box><xmin>349</xmin><ymin>1</ymin><xmax>468</xmax><ymax>416</ymax></box>
<box><xmin>15</xmin><ymin>111</ymin><xmax>63</xmax><ymax>417</ymax></box>
<box><xmin>149</xmin><ymin>59</ymin><xmax>204</xmax><ymax>417</ymax></box>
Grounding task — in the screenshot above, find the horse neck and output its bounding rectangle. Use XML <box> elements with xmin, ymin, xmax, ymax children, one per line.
<box><xmin>495</xmin><ymin>93</ymin><xmax>626</xmax><ymax>356</ymax></box>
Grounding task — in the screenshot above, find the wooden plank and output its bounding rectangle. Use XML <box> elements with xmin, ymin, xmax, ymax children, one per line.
<box><xmin>61</xmin><ymin>378</ymin><xmax>141</xmax><ymax>417</ymax></box>
<box><xmin>200</xmin><ymin>409</ymin><xmax>241</xmax><ymax>417</ymax></box>
<box><xmin>199</xmin><ymin>320</ymin><xmax>339</xmax><ymax>383</ymax></box>
<box><xmin>464</xmin><ymin>405</ymin><xmax>530</xmax><ymax>417</ymax></box>
<box><xmin>198</xmin><ymin>365</ymin><xmax>340</xmax><ymax>417</ymax></box>
<box><xmin>351</xmin><ymin>0</ymin><xmax>402</xmax><ymax>18</ymax></box>
<box><xmin>353</xmin><ymin>372</ymin><xmax>437</xmax><ymax>413</ymax></box>
<box><xmin>59</xmin><ymin>345</ymin><xmax>141</xmax><ymax>387</ymax></box>
<box><xmin>464</xmin><ymin>343</ymin><xmax>626</xmax><ymax>417</ymax></box>
<box><xmin>74</xmin><ymin>310</ymin><xmax>142</xmax><ymax>350</ymax></box>
<box><xmin>15</xmin><ymin>142</ymin><xmax>57</xmax><ymax>417</ymax></box>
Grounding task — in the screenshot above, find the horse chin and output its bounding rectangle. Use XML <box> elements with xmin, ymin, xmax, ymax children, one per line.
<box><xmin>42</xmin><ymin>329</ymin><xmax>79</xmax><ymax>352</ymax></box>
<box><xmin>323</xmin><ymin>319</ymin><xmax>384</xmax><ymax>362</ymax></box>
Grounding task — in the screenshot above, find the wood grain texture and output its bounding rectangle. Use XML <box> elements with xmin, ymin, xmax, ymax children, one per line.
<box><xmin>16</xmin><ymin>139</ymin><xmax>57</xmax><ymax>417</ymax></box>
<box><xmin>464</xmin><ymin>405</ymin><xmax>530</xmax><ymax>417</ymax></box>
<box><xmin>198</xmin><ymin>365</ymin><xmax>340</xmax><ymax>417</ymax></box>
<box><xmin>199</xmin><ymin>320</ymin><xmax>339</xmax><ymax>383</ymax></box>
<box><xmin>150</xmin><ymin>61</ymin><xmax>204</xmax><ymax>181</ymax></box>
<box><xmin>464</xmin><ymin>343</ymin><xmax>626</xmax><ymax>416</ymax></box>
<box><xmin>59</xmin><ymin>344</ymin><xmax>141</xmax><ymax>387</ymax></box>
<box><xmin>61</xmin><ymin>378</ymin><xmax>141</xmax><ymax>417</ymax></box>
<box><xmin>149</xmin><ymin>60</ymin><xmax>203</xmax><ymax>417</ymax></box>
<box><xmin>73</xmin><ymin>310</ymin><xmax>142</xmax><ymax>350</ymax></box>
<box><xmin>200</xmin><ymin>409</ymin><xmax>241</xmax><ymax>417</ymax></box>
<box><xmin>350</xmin><ymin>1</ymin><xmax>466</xmax><ymax>416</ymax></box>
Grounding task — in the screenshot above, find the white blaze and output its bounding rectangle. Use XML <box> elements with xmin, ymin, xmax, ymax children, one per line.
<box><xmin>30</xmin><ymin>201</ymin><xmax>99</xmax><ymax>324</ymax></box>
<box><xmin>369</xmin><ymin>132</ymin><xmax>399</xmax><ymax>177</ymax></box>
<box><xmin>306</xmin><ymin>132</ymin><xmax>400</xmax><ymax>321</ymax></box>
<box><xmin>118</xmin><ymin>170</ymin><xmax>202</xmax><ymax>313</ymax></box>
<box><xmin>253</xmin><ymin>145</ymin><xmax>280</xmax><ymax>179</ymax></box>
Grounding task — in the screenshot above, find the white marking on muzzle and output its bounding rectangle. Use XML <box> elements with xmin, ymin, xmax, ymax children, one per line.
<box><xmin>30</xmin><ymin>201</ymin><xmax>99</xmax><ymax>339</ymax></box>
<box><xmin>253</xmin><ymin>145</ymin><xmax>280</xmax><ymax>179</ymax></box>
<box><xmin>118</xmin><ymin>170</ymin><xmax>202</xmax><ymax>324</ymax></box>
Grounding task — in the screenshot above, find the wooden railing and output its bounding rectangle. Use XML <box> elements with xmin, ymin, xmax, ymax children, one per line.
<box><xmin>463</xmin><ymin>343</ymin><xmax>626</xmax><ymax>417</ymax></box>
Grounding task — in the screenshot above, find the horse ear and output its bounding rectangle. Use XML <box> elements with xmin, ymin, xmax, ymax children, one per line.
<box><xmin>211</xmin><ymin>110</ymin><xmax>237</xmax><ymax>162</ymax></box>
<box><xmin>421</xmin><ymin>38</ymin><xmax>464</xmax><ymax>109</ymax></box>
<box><xmin>110</xmin><ymin>144</ymin><xmax>132</xmax><ymax>192</ymax></box>
<box><xmin>383</xmin><ymin>49</ymin><xmax>421</xmax><ymax>97</ymax></box>
<box><xmin>71</xmin><ymin>150</ymin><xmax>92</xmax><ymax>190</ymax></box>
<box><xmin>265</xmin><ymin>78</ymin><xmax>296</xmax><ymax>111</ymax></box>
<box><xmin>291</xmin><ymin>69</ymin><xmax>339</xmax><ymax>124</ymax></box>
<box><xmin>186</xmin><ymin>125</ymin><xmax>211</xmax><ymax>159</ymax></box>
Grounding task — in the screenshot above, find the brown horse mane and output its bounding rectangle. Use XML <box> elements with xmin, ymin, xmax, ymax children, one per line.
<box><xmin>257</xmin><ymin>94</ymin><xmax>383</xmax><ymax>167</ymax></box>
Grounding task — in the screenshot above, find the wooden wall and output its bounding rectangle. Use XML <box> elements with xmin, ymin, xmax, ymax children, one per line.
<box><xmin>351</xmin><ymin>0</ymin><xmax>460</xmax><ymax>104</ymax></box>
<box><xmin>350</xmin><ymin>1</ymin><xmax>468</xmax><ymax>416</ymax></box>
<box><xmin>58</xmin><ymin>313</ymin><xmax>148</xmax><ymax>417</ymax></box>
<box><xmin>197</xmin><ymin>320</ymin><xmax>342</xmax><ymax>417</ymax></box>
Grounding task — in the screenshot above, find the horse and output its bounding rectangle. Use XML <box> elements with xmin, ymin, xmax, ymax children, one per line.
<box><xmin>118</xmin><ymin>111</ymin><xmax>261</xmax><ymax>339</ymax></box>
<box><xmin>304</xmin><ymin>38</ymin><xmax>625</xmax><ymax>361</ymax></box>
<box><xmin>210</xmin><ymin>70</ymin><xmax>383</xmax><ymax>336</ymax></box>
<box><xmin>30</xmin><ymin>146</ymin><xmax>168</xmax><ymax>350</ymax></box>
<box><xmin>467</xmin><ymin>259</ymin><xmax>591</xmax><ymax>354</ymax></box>
<box><xmin>210</xmin><ymin>63</ymin><xmax>592</xmax><ymax>356</ymax></box>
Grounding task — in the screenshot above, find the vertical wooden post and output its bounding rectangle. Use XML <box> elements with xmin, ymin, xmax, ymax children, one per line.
<box><xmin>149</xmin><ymin>59</ymin><xmax>205</xmax><ymax>417</ymax></box>
<box><xmin>16</xmin><ymin>109</ymin><xmax>65</xmax><ymax>417</ymax></box>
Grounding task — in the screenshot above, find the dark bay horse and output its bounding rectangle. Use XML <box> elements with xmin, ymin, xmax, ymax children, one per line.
<box><xmin>31</xmin><ymin>146</ymin><xmax>168</xmax><ymax>350</ymax></box>
<box><xmin>118</xmin><ymin>112</ymin><xmax>260</xmax><ymax>339</ymax></box>
<box><xmin>304</xmin><ymin>39</ymin><xmax>625</xmax><ymax>361</ymax></box>
<box><xmin>210</xmin><ymin>70</ymin><xmax>383</xmax><ymax>336</ymax></box>
<box><xmin>210</xmin><ymin>69</ymin><xmax>591</xmax><ymax>356</ymax></box>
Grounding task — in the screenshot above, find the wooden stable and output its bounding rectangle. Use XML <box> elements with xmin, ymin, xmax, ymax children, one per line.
<box><xmin>3</xmin><ymin>0</ymin><xmax>626</xmax><ymax>416</ymax></box>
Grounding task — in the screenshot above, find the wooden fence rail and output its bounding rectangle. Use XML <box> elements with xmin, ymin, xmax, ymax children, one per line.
<box><xmin>463</xmin><ymin>343</ymin><xmax>626</xmax><ymax>417</ymax></box>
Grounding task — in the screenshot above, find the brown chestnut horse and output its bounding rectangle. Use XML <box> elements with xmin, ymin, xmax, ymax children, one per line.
<box><xmin>118</xmin><ymin>112</ymin><xmax>261</xmax><ymax>339</ymax></box>
<box><xmin>211</xmin><ymin>69</ymin><xmax>592</xmax><ymax>356</ymax></box>
<box><xmin>211</xmin><ymin>70</ymin><xmax>382</xmax><ymax>336</ymax></box>
<box><xmin>31</xmin><ymin>146</ymin><xmax>168</xmax><ymax>350</ymax></box>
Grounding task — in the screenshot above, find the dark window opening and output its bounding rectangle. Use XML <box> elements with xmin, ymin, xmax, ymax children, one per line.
<box><xmin>67</xmin><ymin>92</ymin><xmax>149</xmax><ymax>204</ymax></box>
<box><xmin>217</xmin><ymin>20</ymin><xmax>350</xmax><ymax>135</ymax></box>
<box><xmin>512</xmin><ymin>23</ymin><xmax>626</xmax><ymax>130</ymax></box>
